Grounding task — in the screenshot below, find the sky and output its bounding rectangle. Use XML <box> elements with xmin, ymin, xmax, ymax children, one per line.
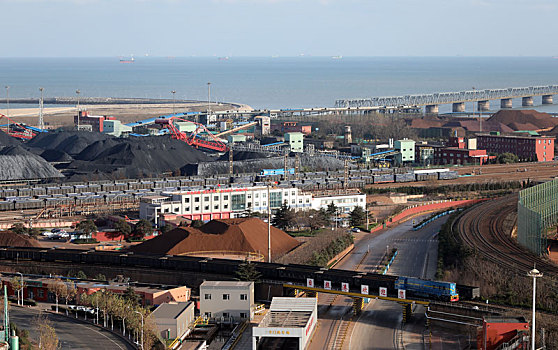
<box><xmin>1</xmin><ymin>0</ymin><xmax>557</xmax><ymax>57</ymax></box>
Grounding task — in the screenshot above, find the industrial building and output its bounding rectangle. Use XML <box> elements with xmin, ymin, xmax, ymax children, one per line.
<box><xmin>285</xmin><ymin>132</ymin><xmax>304</xmax><ymax>153</ymax></box>
<box><xmin>394</xmin><ymin>139</ymin><xmax>415</xmax><ymax>164</ymax></box>
<box><xmin>74</xmin><ymin>111</ymin><xmax>116</xmax><ymax>132</ymax></box>
<box><xmin>476</xmin><ymin>133</ymin><xmax>555</xmax><ymax>162</ymax></box>
<box><xmin>253</xmin><ymin>297</ymin><xmax>317</xmax><ymax>350</ymax></box>
<box><xmin>103</xmin><ymin>120</ymin><xmax>133</xmax><ymax>137</ymax></box>
<box><xmin>434</xmin><ymin>147</ymin><xmax>489</xmax><ymax>165</ymax></box>
<box><xmin>139</xmin><ymin>185</ymin><xmax>365</xmax><ymax>226</ymax></box>
<box><xmin>199</xmin><ymin>281</ymin><xmax>255</xmax><ymax>322</ymax></box>
<box><xmin>152</xmin><ymin>301</ymin><xmax>195</xmax><ymax>340</ymax></box>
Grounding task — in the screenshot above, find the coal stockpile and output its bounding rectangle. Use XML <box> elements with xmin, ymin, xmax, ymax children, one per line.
<box><xmin>0</xmin><ymin>145</ymin><xmax>63</xmax><ymax>180</ymax></box>
<box><xmin>187</xmin><ymin>154</ymin><xmax>348</xmax><ymax>176</ymax></box>
<box><xmin>40</xmin><ymin>149</ymin><xmax>73</xmax><ymax>162</ymax></box>
<box><xmin>64</xmin><ymin>135</ymin><xmax>210</xmax><ymax>180</ymax></box>
<box><xmin>217</xmin><ymin>150</ymin><xmax>270</xmax><ymax>161</ymax></box>
<box><xmin>0</xmin><ymin>130</ymin><xmax>22</xmax><ymax>147</ymax></box>
<box><xmin>27</xmin><ymin>131</ymin><xmax>113</xmax><ymax>156</ymax></box>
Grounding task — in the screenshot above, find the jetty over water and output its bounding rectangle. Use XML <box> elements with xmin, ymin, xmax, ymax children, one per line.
<box><xmin>335</xmin><ymin>85</ymin><xmax>558</xmax><ymax>113</ymax></box>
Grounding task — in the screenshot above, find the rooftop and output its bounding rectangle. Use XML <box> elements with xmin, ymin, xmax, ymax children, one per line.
<box><xmin>258</xmin><ymin>297</ymin><xmax>317</xmax><ymax>328</ymax></box>
<box><xmin>200</xmin><ymin>281</ymin><xmax>253</xmax><ymax>289</ymax></box>
<box><xmin>152</xmin><ymin>301</ymin><xmax>192</xmax><ymax>320</ymax></box>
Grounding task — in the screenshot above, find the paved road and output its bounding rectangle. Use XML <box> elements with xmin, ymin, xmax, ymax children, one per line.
<box><xmin>308</xmin><ymin>214</ymin><xmax>444</xmax><ymax>350</ymax></box>
<box><xmin>10</xmin><ymin>307</ymin><xmax>135</xmax><ymax>350</ymax></box>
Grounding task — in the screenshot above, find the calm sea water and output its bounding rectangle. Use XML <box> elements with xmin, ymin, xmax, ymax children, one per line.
<box><xmin>1</xmin><ymin>57</ymin><xmax>558</xmax><ymax>113</ymax></box>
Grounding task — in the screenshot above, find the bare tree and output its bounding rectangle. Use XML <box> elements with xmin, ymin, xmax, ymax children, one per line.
<box><xmin>34</xmin><ymin>313</ymin><xmax>59</xmax><ymax>350</ymax></box>
<box><xmin>47</xmin><ymin>279</ymin><xmax>67</xmax><ymax>313</ymax></box>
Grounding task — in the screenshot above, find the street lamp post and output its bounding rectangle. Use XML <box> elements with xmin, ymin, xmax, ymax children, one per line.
<box><xmin>76</xmin><ymin>89</ymin><xmax>81</xmax><ymax>129</ymax></box>
<box><xmin>134</xmin><ymin>310</ymin><xmax>144</xmax><ymax>350</ymax></box>
<box><xmin>17</xmin><ymin>272</ymin><xmax>23</xmax><ymax>306</ymax></box>
<box><xmin>171</xmin><ymin>90</ymin><xmax>176</xmax><ymax>115</ymax></box>
<box><xmin>267</xmin><ymin>185</ymin><xmax>271</xmax><ymax>263</ymax></box>
<box><xmin>527</xmin><ymin>267</ymin><xmax>542</xmax><ymax>350</ymax></box>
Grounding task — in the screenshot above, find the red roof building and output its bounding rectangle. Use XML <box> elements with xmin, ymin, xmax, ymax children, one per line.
<box><xmin>477</xmin><ymin>133</ymin><xmax>554</xmax><ymax>162</ymax></box>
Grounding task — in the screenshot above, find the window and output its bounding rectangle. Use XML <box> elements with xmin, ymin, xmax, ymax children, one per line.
<box><xmin>195</xmin><ymin>197</ymin><xmax>200</xmax><ymax>203</ymax></box>
<box><xmin>223</xmin><ymin>312</ymin><xmax>229</xmax><ymax>318</ymax></box>
<box><xmin>223</xmin><ymin>294</ymin><xmax>230</xmax><ymax>300</ymax></box>
<box><xmin>214</xmin><ymin>196</ymin><xmax>219</xmax><ymax>201</ymax></box>
<box><xmin>185</xmin><ymin>207</ymin><xmax>190</xmax><ymax>211</ymax></box>
<box><xmin>184</xmin><ymin>198</ymin><xmax>190</xmax><ymax>203</ymax></box>
<box><xmin>204</xmin><ymin>205</ymin><xmax>209</xmax><ymax>210</ymax></box>
<box><xmin>224</xmin><ymin>195</ymin><xmax>229</xmax><ymax>200</ymax></box>
<box><xmin>255</xmin><ymin>193</ymin><xmax>259</xmax><ymax>199</ymax></box>
<box><xmin>204</xmin><ymin>312</ymin><xmax>211</xmax><ymax>318</ymax></box>
<box><xmin>214</xmin><ymin>205</ymin><xmax>219</xmax><ymax>210</ymax></box>
<box><xmin>195</xmin><ymin>206</ymin><xmax>200</xmax><ymax>211</ymax></box>
<box><xmin>224</xmin><ymin>204</ymin><xmax>228</xmax><ymax>209</ymax></box>
<box><xmin>240</xmin><ymin>312</ymin><xmax>247</xmax><ymax>318</ymax></box>
<box><xmin>204</xmin><ymin>196</ymin><xmax>209</xmax><ymax>201</ymax></box>
<box><xmin>204</xmin><ymin>294</ymin><xmax>211</xmax><ymax>300</ymax></box>
<box><xmin>240</xmin><ymin>294</ymin><xmax>247</xmax><ymax>300</ymax></box>
<box><xmin>255</xmin><ymin>202</ymin><xmax>259</xmax><ymax>207</ymax></box>
<box><xmin>174</xmin><ymin>207</ymin><xmax>179</xmax><ymax>212</ymax></box>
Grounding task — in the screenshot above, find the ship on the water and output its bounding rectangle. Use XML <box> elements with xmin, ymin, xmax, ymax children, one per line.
<box><xmin>119</xmin><ymin>56</ymin><xmax>135</xmax><ymax>63</ymax></box>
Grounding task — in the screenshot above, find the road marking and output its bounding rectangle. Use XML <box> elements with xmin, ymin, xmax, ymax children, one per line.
<box><xmin>74</xmin><ymin>322</ymin><xmax>127</xmax><ymax>350</ymax></box>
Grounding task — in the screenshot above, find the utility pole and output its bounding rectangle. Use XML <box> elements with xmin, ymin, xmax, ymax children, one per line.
<box><xmin>229</xmin><ymin>145</ymin><xmax>234</xmax><ymax>176</ymax></box>
<box><xmin>267</xmin><ymin>185</ymin><xmax>271</xmax><ymax>263</ymax></box>
<box><xmin>283</xmin><ymin>152</ymin><xmax>289</xmax><ymax>181</ymax></box>
<box><xmin>39</xmin><ymin>87</ymin><xmax>44</xmax><ymax>130</ymax></box>
<box><xmin>344</xmin><ymin>158</ymin><xmax>349</xmax><ymax>192</ymax></box>
<box><xmin>295</xmin><ymin>153</ymin><xmax>300</xmax><ymax>180</ymax></box>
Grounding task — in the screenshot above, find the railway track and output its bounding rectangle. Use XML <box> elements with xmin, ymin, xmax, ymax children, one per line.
<box><xmin>455</xmin><ymin>195</ymin><xmax>558</xmax><ymax>276</ymax></box>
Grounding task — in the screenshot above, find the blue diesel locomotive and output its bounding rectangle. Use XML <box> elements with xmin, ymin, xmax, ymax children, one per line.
<box><xmin>395</xmin><ymin>277</ymin><xmax>459</xmax><ymax>302</ymax></box>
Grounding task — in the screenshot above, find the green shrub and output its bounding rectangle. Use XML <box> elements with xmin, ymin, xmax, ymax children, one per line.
<box><xmin>72</xmin><ymin>238</ymin><xmax>99</xmax><ymax>244</ymax></box>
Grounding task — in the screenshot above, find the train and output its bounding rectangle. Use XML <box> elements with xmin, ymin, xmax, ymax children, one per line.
<box><xmin>0</xmin><ymin>247</ymin><xmax>474</xmax><ymax>302</ymax></box>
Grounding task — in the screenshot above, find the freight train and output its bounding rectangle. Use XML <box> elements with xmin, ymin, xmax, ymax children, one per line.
<box><xmin>0</xmin><ymin>247</ymin><xmax>475</xmax><ymax>302</ymax></box>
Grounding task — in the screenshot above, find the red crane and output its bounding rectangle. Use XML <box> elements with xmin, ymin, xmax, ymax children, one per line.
<box><xmin>155</xmin><ymin>116</ymin><xmax>228</xmax><ymax>152</ymax></box>
<box><xmin>0</xmin><ymin>113</ymin><xmax>36</xmax><ymax>140</ymax></box>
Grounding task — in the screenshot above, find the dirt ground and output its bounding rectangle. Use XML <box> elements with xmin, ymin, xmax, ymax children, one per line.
<box><xmin>1</xmin><ymin>102</ymin><xmax>252</xmax><ymax>129</ymax></box>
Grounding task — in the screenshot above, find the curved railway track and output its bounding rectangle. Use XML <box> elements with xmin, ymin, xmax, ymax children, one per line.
<box><xmin>455</xmin><ymin>194</ymin><xmax>558</xmax><ymax>276</ymax></box>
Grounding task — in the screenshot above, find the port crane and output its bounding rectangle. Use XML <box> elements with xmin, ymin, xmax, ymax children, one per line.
<box><xmin>0</xmin><ymin>113</ymin><xmax>37</xmax><ymax>140</ymax></box>
<box><xmin>155</xmin><ymin>116</ymin><xmax>228</xmax><ymax>152</ymax></box>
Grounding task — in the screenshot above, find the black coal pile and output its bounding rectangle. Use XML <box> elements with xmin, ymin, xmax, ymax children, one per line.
<box><xmin>0</xmin><ymin>130</ymin><xmax>22</xmax><ymax>147</ymax></box>
<box><xmin>64</xmin><ymin>136</ymin><xmax>210</xmax><ymax>180</ymax></box>
<box><xmin>40</xmin><ymin>149</ymin><xmax>73</xmax><ymax>162</ymax></box>
<box><xmin>217</xmin><ymin>150</ymin><xmax>270</xmax><ymax>161</ymax></box>
<box><xmin>0</xmin><ymin>145</ymin><xmax>63</xmax><ymax>180</ymax></box>
<box><xmin>27</xmin><ymin>131</ymin><xmax>112</xmax><ymax>156</ymax></box>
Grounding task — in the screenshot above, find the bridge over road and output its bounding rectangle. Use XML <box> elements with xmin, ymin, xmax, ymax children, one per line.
<box><xmin>335</xmin><ymin>85</ymin><xmax>558</xmax><ymax>113</ymax></box>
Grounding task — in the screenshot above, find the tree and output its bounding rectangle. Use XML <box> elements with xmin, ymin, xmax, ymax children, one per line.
<box><xmin>76</xmin><ymin>219</ymin><xmax>97</xmax><ymax>237</ymax></box>
<box><xmin>10</xmin><ymin>223</ymin><xmax>27</xmax><ymax>235</ymax></box>
<box><xmin>27</xmin><ymin>227</ymin><xmax>41</xmax><ymax>238</ymax></box>
<box><xmin>350</xmin><ymin>206</ymin><xmax>366</xmax><ymax>227</ymax></box>
<box><xmin>235</xmin><ymin>260</ymin><xmax>262</xmax><ymax>282</ymax></box>
<box><xmin>94</xmin><ymin>273</ymin><xmax>107</xmax><ymax>281</ymax></box>
<box><xmin>122</xmin><ymin>286</ymin><xmax>142</xmax><ymax>307</ymax></box>
<box><xmin>191</xmin><ymin>220</ymin><xmax>204</xmax><ymax>228</ymax></box>
<box><xmin>271</xmin><ymin>202</ymin><xmax>295</xmax><ymax>230</ymax></box>
<box><xmin>113</xmin><ymin>219</ymin><xmax>131</xmax><ymax>240</ymax></box>
<box><xmin>35</xmin><ymin>314</ymin><xmax>59</xmax><ymax>350</ymax></box>
<box><xmin>11</xmin><ymin>276</ymin><xmax>25</xmax><ymax>305</ymax></box>
<box><xmin>48</xmin><ymin>279</ymin><xmax>67</xmax><ymax>313</ymax></box>
<box><xmin>160</xmin><ymin>225</ymin><xmax>172</xmax><ymax>234</ymax></box>
<box><xmin>63</xmin><ymin>281</ymin><xmax>77</xmax><ymax>315</ymax></box>
<box><xmin>132</xmin><ymin>219</ymin><xmax>152</xmax><ymax>239</ymax></box>
<box><xmin>75</xmin><ymin>270</ymin><xmax>87</xmax><ymax>280</ymax></box>
<box><xmin>308</xmin><ymin>209</ymin><xmax>328</xmax><ymax>231</ymax></box>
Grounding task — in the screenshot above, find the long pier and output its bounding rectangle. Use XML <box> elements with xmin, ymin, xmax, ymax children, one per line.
<box><xmin>335</xmin><ymin>85</ymin><xmax>558</xmax><ymax>113</ymax></box>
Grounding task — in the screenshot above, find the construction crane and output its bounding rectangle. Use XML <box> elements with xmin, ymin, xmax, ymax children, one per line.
<box><xmin>0</xmin><ymin>113</ymin><xmax>36</xmax><ymax>140</ymax></box>
<box><xmin>155</xmin><ymin>116</ymin><xmax>228</xmax><ymax>152</ymax></box>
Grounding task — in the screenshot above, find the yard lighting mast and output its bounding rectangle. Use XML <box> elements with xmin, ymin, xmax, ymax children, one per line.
<box><xmin>527</xmin><ymin>267</ymin><xmax>542</xmax><ymax>350</ymax></box>
<box><xmin>171</xmin><ymin>90</ymin><xmax>176</xmax><ymax>115</ymax></box>
<box><xmin>5</xmin><ymin>86</ymin><xmax>9</xmax><ymax>132</ymax></box>
<box><xmin>76</xmin><ymin>89</ymin><xmax>81</xmax><ymax>129</ymax></box>
<box><xmin>39</xmin><ymin>87</ymin><xmax>44</xmax><ymax>130</ymax></box>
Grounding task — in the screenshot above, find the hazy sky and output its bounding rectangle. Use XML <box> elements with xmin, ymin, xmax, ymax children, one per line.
<box><xmin>2</xmin><ymin>0</ymin><xmax>557</xmax><ymax>57</ymax></box>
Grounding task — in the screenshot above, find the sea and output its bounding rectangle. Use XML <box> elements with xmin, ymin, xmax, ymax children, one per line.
<box><xmin>1</xmin><ymin>56</ymin><xmax>558</xmax><ymax>113</ymax></box>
